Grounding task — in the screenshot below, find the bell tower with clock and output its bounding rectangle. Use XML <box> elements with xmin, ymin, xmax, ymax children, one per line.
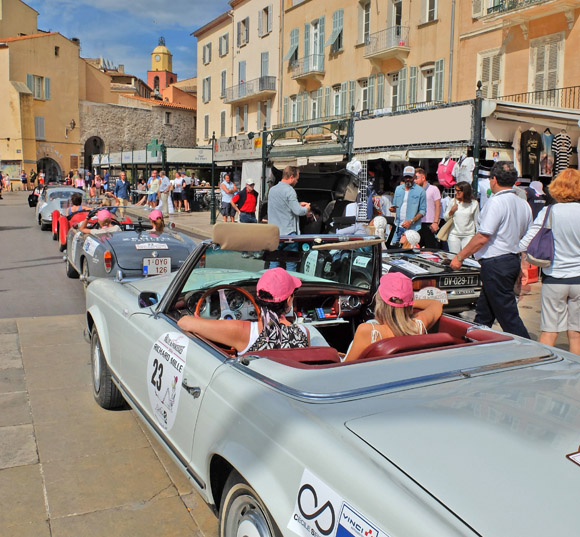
<box><xmin>147</xmin><ymin>37</ymin><xmax>177</xmax><ymax>95</ymax></box>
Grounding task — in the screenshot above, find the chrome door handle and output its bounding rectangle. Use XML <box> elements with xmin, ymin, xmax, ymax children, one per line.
<box><xmin>181</xmin><ymin>379</ymin><xmax>201</xmax><ymax>398</ymax></box>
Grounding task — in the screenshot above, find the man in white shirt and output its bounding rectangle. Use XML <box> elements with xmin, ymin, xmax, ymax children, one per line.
<box><xmin>414</xmin><ymin>168</ymin><xmax>441</xmax><ymax>248</ymax></box>
<box><xmin>450</xmin><ymin>161</ymin><xmax>532</xmax><ymax>338</ymax></box>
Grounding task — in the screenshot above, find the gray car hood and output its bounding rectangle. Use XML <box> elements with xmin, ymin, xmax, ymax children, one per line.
<box><xmin>345</xmin><ymin>361</ymin><xmax>580</xmax><ymax>536</ymax></box>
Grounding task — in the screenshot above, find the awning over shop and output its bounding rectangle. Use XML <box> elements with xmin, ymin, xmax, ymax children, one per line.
<box><xmin>485</xmin><ymin>101</ymin><xmax>580</xmax><ymax>131</ymax></box>
<box><xmin>354</xmin><ymin>103</ymin><xmax>474</xmax><ymax>151</ymax></box>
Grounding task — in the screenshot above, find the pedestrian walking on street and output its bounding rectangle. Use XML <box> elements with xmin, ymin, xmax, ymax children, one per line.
<box><xmin>231</xmin><ymin>179</ymin><xmax>260</xmax><ymax>257</ymax></box>
<box><xmin>147</xmin><ymin>170</ymin><xmax>160</xmax><ymax>209</ymax></box>
<box><xmin>113</xmin><ymin>171</ymin><xmax>131</xmax><ymax>218</ymax></box>
<box><xmin>159</xmin><ymin>171</ymin><xmax>171</xmax><ymax>216</ymax></box>
<box><xmin>414</xmin><ymin>168</ymin><xmax>441</xmax><ymax>248</ymax></box>
<box><xmin>182</xmin><ymin>172</ymin><xmax>191</xmax><ymax>212</ymax></box>
<box><xmin>519</xmin><ymin>168</ymin><xmax>580</xmax><ymax>355</ymax></box>
<box><xmin>389</xmin><ymin>166</ymin><xmax>427</xmax><ymax>244</ymax></box>
<box><xmin>267</xmin><ymin>166</ymin><xmax>311</xmax><ymax>272</ymax></box>
<box><xmin>173</xmin><ymin>172</ymin><xmax>184</xmax><ymax>212</ymax></box>
<box><xmin>450</xmin><ymin>161</ymin><xmax>532</xmax><ymax>338</ymax></box>
<box><xmin>220</xmin><ymin>174</ymin><xmax>238</xmax><ymax>222</ymax></box>
<box><xmin>443</xmin><ymin>182</ymin><xmax>479</xmax><ymax>254</ymax></box>
<box><xmin>20</xmin><ymin>170</ymin><xmax>28</xmax><ymax>191</ymax></box>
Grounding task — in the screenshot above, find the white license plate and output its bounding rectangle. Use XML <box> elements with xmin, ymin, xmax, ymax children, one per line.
<box><xmin>440</xmin><ymin>275</ymin><xmax>478</xmax><ymax>288</ymax></box>
<box><xmin>414</xmin><ymin>286</ymin><xmax>449</xmax><ymax>304</ymax></box>
<box><xmin>143</xmin><ymin>257</ymin><xmax>171</xmax><ymax>275</ymax></box>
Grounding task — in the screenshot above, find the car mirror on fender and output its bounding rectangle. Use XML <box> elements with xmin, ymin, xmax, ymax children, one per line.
<box><xmin>138</xmin><ymin>291</ymin><xmax>160</xmax><ymax>309</ymax></box>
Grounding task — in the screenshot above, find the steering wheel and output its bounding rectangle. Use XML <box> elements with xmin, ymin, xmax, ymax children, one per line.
<box><xmin>194</xmin><ymin>285</ymin><xmax>261</xmax><ymax>322</ymax></box>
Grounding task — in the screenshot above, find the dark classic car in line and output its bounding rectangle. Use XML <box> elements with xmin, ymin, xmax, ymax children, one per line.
<box><xmin>86</xmin><ymin>224</ymin><xmax>580</xmax><ymax>537</ymax></box>
<box><xmin>64</xmin><ymin>210</ymin><xmax>195</xmax><ymax>285</ymax></box>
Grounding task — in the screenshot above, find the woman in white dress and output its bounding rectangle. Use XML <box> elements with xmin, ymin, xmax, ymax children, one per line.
<box><xmin>443</xmin><ymin>181</ymin><xmax>479</xmax><ymax>254</ymax></box>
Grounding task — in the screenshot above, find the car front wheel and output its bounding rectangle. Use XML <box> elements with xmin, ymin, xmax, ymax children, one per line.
<box><xmin>219</xmin><ymin>471</ymin><xmax>280</xmax><ymax>537</ymax></box>
<box><xmin>91</xmin><ymin>327</ymin><xmax>124</xmax><ymax>409</ymax></box>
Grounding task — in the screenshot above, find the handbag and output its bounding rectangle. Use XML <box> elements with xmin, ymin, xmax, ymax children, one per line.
<box><xmin>436</xmin><ymin>217</ymin><xmax>454</xmax><ymax>241</ymax></box>
<box><xmin>526</xmin><ymin>205</ymin><xmax>554</xmax><ymax>268</ymax></box>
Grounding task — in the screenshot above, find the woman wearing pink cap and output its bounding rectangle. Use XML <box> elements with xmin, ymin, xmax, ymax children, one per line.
<box><xmin>79</xmin><ymin>209</ymin><xmax>121</xmax><ymax>235</ymax></box>
<box><xmin>148</xmin><ymin>209</ymin><xmax>165</xmax><ymax>234</ymax></box>
<box><xmin>344</xmin><ymin>272</ymin><xmax>442</xmax><ymax>362</ymax></box>
<box><xmin>178</xmin><ymin>268</ymin><xmax>310</xmax><ymax>354</ymax></box>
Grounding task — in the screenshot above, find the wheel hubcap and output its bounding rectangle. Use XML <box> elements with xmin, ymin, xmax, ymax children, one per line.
<box><xmin>228</xmin><ymin>495</ymin><xmax>270</xmax><ymax>537</ymax></box>
<box><xmin>92</xmin><ymin>337</ymin><xmax>101</xmax><ymax>393</ymax></box>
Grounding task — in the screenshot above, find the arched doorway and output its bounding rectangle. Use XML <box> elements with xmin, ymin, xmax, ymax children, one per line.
<box><xmin>37</xmin><ymin>157</ymin><xmax>62</xmax><ymax>183</ymax></box>
<box><xmin>84</xmin><ymin>136</ymin><xmax>105</xmax><ymax>172</ymax></box>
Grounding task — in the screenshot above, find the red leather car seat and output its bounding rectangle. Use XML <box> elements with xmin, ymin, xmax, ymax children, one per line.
<box><xmin>358</xmin><ymin>333</ymin><xmax>462</xmax><ymax>360</ymax></box>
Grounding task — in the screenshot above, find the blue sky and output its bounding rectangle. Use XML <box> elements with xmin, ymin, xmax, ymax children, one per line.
<box><xmin>26</xmin><ymin>0</ymin><xmax>232</xmax><ymax>82</ymax></box>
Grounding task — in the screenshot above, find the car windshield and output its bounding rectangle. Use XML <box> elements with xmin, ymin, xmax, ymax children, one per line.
<box><xmin>48</xmin><ymin>191</ymin><xmax>74</xmax><ymax>201</ymax></box>
<box><xmin>181</xmin><ymin>237</ymin><xmax>377</xmax><ymax>294</ymax></box>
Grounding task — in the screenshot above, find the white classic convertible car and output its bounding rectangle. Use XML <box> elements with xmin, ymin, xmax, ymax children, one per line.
<box><xmin>86</xmin><ymin>223</ymin><xmax>580</xmax><ymax>537</ymax></box>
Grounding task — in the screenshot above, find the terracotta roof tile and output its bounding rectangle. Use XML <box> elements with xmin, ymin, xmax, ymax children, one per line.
<box><xmin>0</xmin><ymin>32</ymin><xmax>58</xmax><ymax>43</ymax></box>
<box><xmin>121</xmin><ymin>94</ymin><xmax>196</xmax><ymax>111</ymax></box>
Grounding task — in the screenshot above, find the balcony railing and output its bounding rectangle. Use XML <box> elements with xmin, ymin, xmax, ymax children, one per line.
<box><xmin>364</xmin><ymin>26</ymin><xmax>410</xmax><ymax>60</ymax></box>
<box><xmin>497</xmin><ymin>86</ymin><xmax>580</xmax><ymax>109</ymax></box>
<box><xmin>487</xmin><ymin>0</ymin><xmax>545</xmax><ymax>14</ymax></box>
<box><xmin>290</xmin><ymin>54</ymin><xmax>325</xmax><ymax>79</ymax></box>
<box><xmin>224</xmin><ymin>76</ymin><xmax>276</xmax><ymax>104</ymax></box>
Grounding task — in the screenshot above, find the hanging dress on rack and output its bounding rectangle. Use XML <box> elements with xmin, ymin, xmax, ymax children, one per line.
<box><xmin>553</xmin><ymin>131</ymin><xmax>573</xmax><ymax>176</ymax></box>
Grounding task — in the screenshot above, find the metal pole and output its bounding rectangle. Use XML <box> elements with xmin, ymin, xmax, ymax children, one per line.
<box><xmin>347</xmin><ymin>106</ymin><xmax>355</xmax><ymax>162</ymax></box>
<box><xmin>473</xmin><ymin>81</ymin><xmax>483</xmax><ymax>196</ymax></box>
<box><xmin>260</xmin><ymin>122</ymin><xmax>267</xmax><ymax>222</ymax></box>
<box><xmin>210</xmin><ymin>132</ymin><xmax>216</xmax><ymax>225</ymax></box>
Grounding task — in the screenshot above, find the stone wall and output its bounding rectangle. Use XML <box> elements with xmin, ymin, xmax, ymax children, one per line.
<box><xmin>79</xmin><ymin>101</ymin><xmax>196</xmax><ymax>156</ymax></box>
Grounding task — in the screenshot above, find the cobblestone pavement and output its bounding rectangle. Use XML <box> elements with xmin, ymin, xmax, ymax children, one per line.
<box><xmin>0</xmin><ymin>314</ymin><xmax>218</xmax><ymax>537</ymax></box>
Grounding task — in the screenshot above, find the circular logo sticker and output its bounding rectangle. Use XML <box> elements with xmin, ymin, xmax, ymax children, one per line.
<box><xmin>147</xmin><ymin>332</ymin><xmax>189</xmax><ymax>431</ymax></box>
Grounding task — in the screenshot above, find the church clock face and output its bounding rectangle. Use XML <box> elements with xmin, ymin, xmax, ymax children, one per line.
<box><xmin>155</xmin><ymin>54</ymin><xmax>161</xmax><ymax>61</ymax></box>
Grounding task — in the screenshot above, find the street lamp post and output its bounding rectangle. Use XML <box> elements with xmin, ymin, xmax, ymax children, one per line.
<box><xmin>473</xmin><ymin>81</ymin><xmax>483</xmax><ymax>196</ymax></box>
<box><xmin>210</xmin><ymin>132</ymin><xmax>217</xmax><ymax>225</ymax></box>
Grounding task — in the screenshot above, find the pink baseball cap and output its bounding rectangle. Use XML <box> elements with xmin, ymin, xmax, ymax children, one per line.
<box><xmin>97</xmin><ymin>209</ymin><xmax>113</xmax><ymax>223</ymax></box>
<box><xmin>257</xmin><ymin>268</ymin><xmax>302</xmax><ymax>302</ymax></box>
<box><xmin>148</xmin><ymin>209</ymin><xmax>163</xmax><ymax>221</ymax></box>
<box><xmin>378</xmin><ymin>272</ymin><xmax>415</xmax><ymax>308</ymax></box>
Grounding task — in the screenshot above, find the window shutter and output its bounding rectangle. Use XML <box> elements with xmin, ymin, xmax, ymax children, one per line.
<box><xmin>303</xmin><ymin>92</ymin><xmax>309</xmax><ymax>120</ymax></box>
<box><xmin>236</xmin><ymin>107</ymin><xmax>240</xmax><ymax>132</ymax></box>
<box><xmin>481</xmin><ymin>55</ymin><xmax>491</xmax><ymax>97</ymax></box>
<box><xmin>44</xmin><ymin>77</ymin><xmax>51</xmax><ymax>100</ymax></box>
<box><xmin>237</xmin><ymin>22</ymin><xmax>242</xmax><ymax>47</ymax></box>
<box><xmin>340</xmin><ymin>82</ymin><xmax>347</xmax><ymax>115</ymax></box>
<box><xmin>318</xmin><ymin>16</ymin><xmax>325</xmax><ymax>68</ymax></box>
<box><xmin>421</xmin><ymin>0</ymin><xmax>427</xmax><ymax>23</ymax></box>
<box><xmin>399</xmin><ymin>67</ymin><xmax>407</xmax><ymax>107</ymax></box>
<box><xmin>534</xmin><ymin>44</ymin><xmax>545</xmax><ymax>92</ymax></box>
<box><xmin>266</xmin><ymin>98</ymin><xmax>271</xmax><ymax>127</ymax></box>
<box><xmin>203</xmin><ymin>46</ymin><xmax>206</xmax><ymax>65</ymax></box>
<box><xmin>338</xmin><ymin>9</ymin><xmax>344</xmax><ymax>33</ymax></box>
<box><xmin>368</xmin><ymin>75</ymin><xmax>375</xmax><ymax>111</ymax></box>
<box><xmin>377</xmin><ymin>73</ymin><xmax>384</xmax><ymax>108</ymax></box>
<box><xmin>261</xmin><ymin>52</ymin><xmax>269</xmax><ymax>77</ymax></box>
<box><xmin>297</xmin><ymin>93</ymin><xmax>302</xmax><ymax>121</ymax></box>
<box><xmin>348</xmin><ymin>80</ymin><xmax>355</xmax><ymax>111</ymax></box>
<box><xmin>245</xmin><ymin>17</ymin><xmax>249</xmax><ymax>44</ymax></box>
<box><xmin>225</xmin><ymin>34</ymin><xmax>229</xmax><ymax>54</ymax></box>
<box><xmin>258</xmin><ymin>9</ymin><xmax>263</xmax><ymax>37</ymax></box>
<box><xmin>218</xmin><ymin>37</ymin><xmax>222</xmax><ymax>57</ymax></box>
<box><xmin>304</xmin><ymin>23</ymin><xmax>310</xmax><ymax>60</ymax></box>
<box><xmin>409</xmin><ymin>66</ymin><xmax>417</xmax><ymax>104</ymax></box>
<box><xmin>324</xmin><ymin>87</ymin><xmax>331</xmax><ymax>117</ymax></box>
<box><xmin>208</xmin><ymin>77</ymin><xmax>211</xmax><ymax>101</ymax></box>
<box><xmin>267</xmin><ymin>5</ymin><xmax>273</xmax><ymax>33</ymax></box>
<box><xmin>434</xmin><ymin>58</ymin><xmax>444</xmax><ymax>101</ymax></box>
<box><xmin>26</xmin><ymin>74</ymin><xmax>33</xmax><ymax>92</ymax></box>
<box><xmin>284</xmin><ymin>96</ymin><xmax>289</xmax><ymax>123</ymax></box>
<box><xmin>472</xmin><ymin>0</ymin><xmax>484</xmax><ymax>18</ymax></box>
<box><xmin>546</xmin><ymin>41</ymin><xmax>559</xmax><ymax>90</ymax></box>
<box><xmin>221</xmin><ymin>111</ymin><xmax>226</xmax><ymax>137</ymax></box>
<box><xmin>491</xmin><ymin>54</ymin><xmax>501</xmax><ymax>98</ymax></box>
<box><xmin>316</xmin><ymin>89</ymin><xmax>322</xmax><ymax>119</ymax></box>
<box><xmin>204</xmin><ymin>115</ymin><xmax>209</xmax><ymax>139</ymax></box>
<box><xmin>244</xmin><ymin>104</ymin><xmax>248</xmax><ymax>129</ymax></box>
<box><xmin>257</xmin><ymin>103</ymin><xmax>262</xmax><ymax>130</ymax></box>
<box><xmin>208</xmin><ymin>43</ymin><xmax>211</xmax><ymax>63</ymax></box>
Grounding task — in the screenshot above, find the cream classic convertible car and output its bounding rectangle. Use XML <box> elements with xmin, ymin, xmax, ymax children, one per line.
<box><xmin>86</xmin><ymin>223</ymin><xmax>580</xmax><ymax>537</ymax></box>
